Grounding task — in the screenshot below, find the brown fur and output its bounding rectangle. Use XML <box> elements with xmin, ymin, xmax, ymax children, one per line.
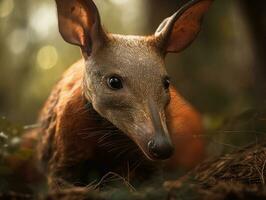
<box><xmin>35</xmin><ymin>60</ymin><xmax>204</xmax><ymax>188</ymax></box>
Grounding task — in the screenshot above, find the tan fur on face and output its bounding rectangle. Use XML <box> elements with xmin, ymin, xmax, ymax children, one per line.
<box><xmin>81</xmin><ymin>34</ymin><xmax>173</xmax><ymax>159</ymax></box>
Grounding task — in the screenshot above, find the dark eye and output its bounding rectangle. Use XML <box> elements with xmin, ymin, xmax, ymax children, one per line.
<box><xmin>107</xmin><ymin>76</ymin><xmax>123</xmax><ymax>90</ymax></box>
<box><xmin>163</xmin><ymin>77</ymin><xmax>170</xmax><ymax>90</ymax></box>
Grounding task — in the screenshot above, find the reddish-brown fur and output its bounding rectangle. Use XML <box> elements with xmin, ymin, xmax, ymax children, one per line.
<box><xmin>35</xmin><ymin>60</ymin><xmax>204</xmax><ymax>187</ymax></box>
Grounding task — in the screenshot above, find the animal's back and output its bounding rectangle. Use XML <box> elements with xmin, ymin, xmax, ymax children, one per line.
<box><xmin>37</xmin><ymin>59</ymin><xmax>95</xmax><ymax>169</ymax></box>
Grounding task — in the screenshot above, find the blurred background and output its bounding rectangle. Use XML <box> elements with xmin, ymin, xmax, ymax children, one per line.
<box><xmin>0</xmin><ymin>0</ymin><xmax>266</xmax><ymax>155</ymax></box>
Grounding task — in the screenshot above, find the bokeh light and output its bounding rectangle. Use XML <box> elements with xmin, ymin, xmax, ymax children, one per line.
<box><xmin>109</xmin><ymin>0</ymin><xmax>131</xmax><ymax>6</ymax></box>
<box><xmin>37</xmin><ymin>45</ymin><xmax>58</xmax><ymax>70</ymax></box>
<box><xmin>7</xmin><ymin>29</ymin><xmax>29</xmax><ymax>55</ymax></box>
<box><xmin>98</xmin><ymin>0</ymin><xmax>148</xmax><ymax>34</ymax></box>
<box><xmin>29</xmin><ymin>3</ymin><xmax>57</xmax><ymax>40</ymax></box>
<box><xmin>0</xmin><ymin>0</ymin><xmax>14</xmax><ymax>18</ymax></box>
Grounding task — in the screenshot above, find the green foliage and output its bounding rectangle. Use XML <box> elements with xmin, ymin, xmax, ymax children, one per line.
<box><xmin>0</xmin><ymin>116</ymin><xmax>23</xmax><ymax>158</ymax></box>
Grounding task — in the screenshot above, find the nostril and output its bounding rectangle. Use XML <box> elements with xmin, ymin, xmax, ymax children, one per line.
<box><xmin>148</xmin><ymin>138</ymin><xmax>174</xmax><ymax>160</ymax></box>
<box><xmin>148</xmin><ymin>140</ymin><xmax>160</xmax><ymax>158</ymax></box>
<box><xmin>148</xmin><ymin>139</ymin><xmax>157</xmax><ymax>153</ymax></box>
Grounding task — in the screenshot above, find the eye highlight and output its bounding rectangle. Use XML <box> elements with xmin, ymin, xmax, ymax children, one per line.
<box><xmin>107</xmin><ymin>76</ymin><xmax>123</xmax><ymax>90</ymax></box>
<box><xmin>163</xmin><ymin>76</ymin><xmax>170</xmax><ymax>90</ymax></box>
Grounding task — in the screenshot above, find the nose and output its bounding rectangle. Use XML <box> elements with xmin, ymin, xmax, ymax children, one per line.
<box><xmin>148</xmin><ymin>137</ymin><xmax>174</xmax><ymax>160</ymax></box>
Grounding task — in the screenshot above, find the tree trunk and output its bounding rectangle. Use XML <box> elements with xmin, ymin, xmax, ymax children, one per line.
<box><xmin>239</xmin><ymin>0</ymin><xmax>266</xmax><ymax>105</ymax></box>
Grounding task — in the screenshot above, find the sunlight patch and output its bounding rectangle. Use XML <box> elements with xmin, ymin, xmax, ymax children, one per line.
<box><xmin>0</xmin><ymin>0</ymin><xmax>14</xmax><ymax>18</ymax></box>
<box><xmin>37</xmin><ymin>45</ymin><xmax>58</xmax><ymax>70</ymax></box>
<box><xmin>29</xmin><ymin>3</ymin><xmax>57</xmax><ymax>40</ymax></box>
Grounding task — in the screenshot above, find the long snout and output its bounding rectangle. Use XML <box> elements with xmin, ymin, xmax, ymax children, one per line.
<box><xmin>147</xmin><ymin>100</ymin><xmax>174</xmax><ymax>160</ymax></box>
<box><xmin>132</xmin><ymin>100</ymin><xmax>174</xmax><ymax>161</ymax></box>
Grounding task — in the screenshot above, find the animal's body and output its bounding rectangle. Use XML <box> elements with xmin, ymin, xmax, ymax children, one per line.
<box><xmin>37</xmin><ymin>59</ymin><xmax>204</xmax><ymax>187</ymax></box>
<box><xmin>35</xmin><ymin>0</ymin><xmax>213</xmax><ymax>189</ymax></box>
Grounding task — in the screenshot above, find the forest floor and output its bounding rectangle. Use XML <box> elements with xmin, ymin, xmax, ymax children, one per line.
<box><xmin>1</xmin><ymin>109</ymin><xmax>266</xmax><ymax>200</ymax></box>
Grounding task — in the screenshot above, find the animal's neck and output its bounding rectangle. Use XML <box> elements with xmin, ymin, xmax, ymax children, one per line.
<box><xmin>82</xmin><ymin>96</ymin><xmax>152</xmax><ymax>175</ymax></box>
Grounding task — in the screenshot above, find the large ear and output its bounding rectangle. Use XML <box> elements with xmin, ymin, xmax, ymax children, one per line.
<box><xmin>155</xmin><ymin>0</ymin><xmax>213</xmax><ymax>53</ymax></box>
<box><xmin>55</xmin><ymin>0</ymin><xmax>107</xmax><ymax>56</ymax></box>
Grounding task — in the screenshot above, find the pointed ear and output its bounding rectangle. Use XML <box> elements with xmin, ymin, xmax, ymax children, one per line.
<box><xmin>55</xmin><ymin>0</ymin><xmax>107</xmax><ymax>56</ymax></box>
<box><xmin>155</xmin><ymin>0</ymin><xmax>213</xmax><ymax>53</ymax></box>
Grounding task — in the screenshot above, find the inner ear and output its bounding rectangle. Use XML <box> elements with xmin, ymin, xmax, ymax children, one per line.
<box><xmin>55</xmin><ymin>0</ymin><xmax>107</xmax><ymax>56</ymax></box>
<box><xmin>155</xmin><ymin>0</ymin><xmax>213</xmax><ymax>53</ymax></box>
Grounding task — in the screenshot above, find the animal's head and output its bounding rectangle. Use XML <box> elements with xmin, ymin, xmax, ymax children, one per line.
<box><xmin>55</xmin><ymin>0</ymin><xmax>212</xmax><ymax>161</ymax></box>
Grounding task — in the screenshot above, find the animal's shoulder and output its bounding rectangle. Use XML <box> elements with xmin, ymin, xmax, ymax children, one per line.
<box><xmin>39</xmin><ymin>59</ymin><xmax>85</xmax><ymax>125</ymax></box>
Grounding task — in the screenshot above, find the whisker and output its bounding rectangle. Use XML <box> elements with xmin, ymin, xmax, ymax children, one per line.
<box><xmin>219</xmin><ymin>130</ymin><xmax>266</xmax><ymax>135</ymax></box>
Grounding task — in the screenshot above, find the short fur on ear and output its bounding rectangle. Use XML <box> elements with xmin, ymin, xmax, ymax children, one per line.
<box><xmin>155</xmin><ymin>0</ymin><xmax>213</xmax><ymax>53</ymax></box>
<box><xmin>55</xmin><ymin>0</ymin><xmax>106</xmax><ymax>56</ymax></box>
